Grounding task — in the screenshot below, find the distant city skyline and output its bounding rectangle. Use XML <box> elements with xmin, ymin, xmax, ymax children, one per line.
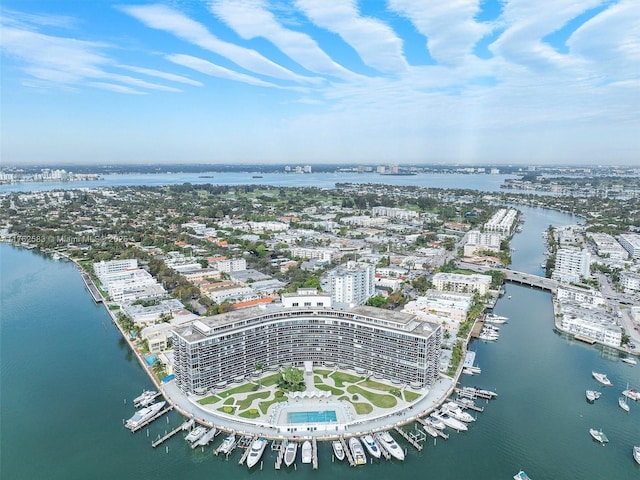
<box><xmin>1</xmin><ymin>0</ymin><xmax>638</xmax><ymax>166</ymax></box>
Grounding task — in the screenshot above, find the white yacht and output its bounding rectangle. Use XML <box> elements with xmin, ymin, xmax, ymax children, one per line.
<box><xmin>622</xmin><ymin>387</ymin><xmax>639</xmax><ymax>401</ymax></box>
<box><xmin>618</xmin><ymin>396</ymin><xmax>630</xmax><ymax>412</ymax></box>
<box><xmin>283</xmin><ymin>441</ymin><xmax>298</xmax><ymax>467</ymax></box>
<box><xmin>217</xmin><ymin>434</ymin><xmax>236</xmax><ymax>455</ymax></box>
<box><xmin>185</xmin><ymin>426</ymin><xmax>207</xmax><ymax>444</ymax></box>
<box><xmin>133</xmin><ymin>390</ymin><xmax>157</xmax><ymax>407</ymax></box>
<box><xmin>484</xmin><ymin>313</ymin><xmax>508</xmax><ymax>324</ymax></box>
<box><xmin>442</xmin><ymin>402</ymin><xmax>475</xmax><ymax>422</ymax></box>
<box><xmin>301</xmin><ymin>440</ymin><xmax>312</xmax><ymax>464</ymax></box>
<box><xmin>377</xmin><ymin>432</ymin><xmax>404</xmax><ymax>461</ymax></box>
<box><xmin>621</xmin><ymin>357</ymin><xmax>637</xmax><ymax>365</ymax></box>
<box><xmin>589</xmin><ymin>428</ymin><xmax>609</xmax><ymax>444</ymax></box>
<box><xmin>586</xmin><ymin>390</ymin><xmax>601</xmax><ymax>402</ymax></box>
<box><xmin>592</xmin><ymin>371</ymin><xmax>613</xmax><ymax>386</ymax></box>
<box><xmin>426</xmin><ymin>414</ymin><xmax>446</xmax><ymax>430</ymax></box>
<box><xmin>423</xmin><ymin>423</ymin><xmax>440</xmax><ymax>438</ymax></box>
<box><xmin>349</xmin><ymin>437</ymin><xmax>367</xmax><ymax>465</ymax></box>
<box><xmin>246</xmin><ymin>438</ymin><xmax>267</xmax><ymax>469</ymax></box>
<box><xmin>634</xmin><ymin>446</ymin><xmax>640</xmax><ymax>465</ymax></box>
<box><xmin>361</xmin><ymin>434</ymin><xmax>381</xmax><ymax>459</ymax></box>
<box><xmin>332</xmin><ymin>440</ymin><xmax>345</xmax><ymax>461</ymax></box>
<box><xmin>125</xmin><ymin>401</ymin><xmax>165</xmax><ymax>430</ymax></box>
<box><xmin>432</xmin><ymin>410</ymin><xmax>468</xmax><ymax>431</ymax></box>
<box><xmin>194</xmin><ymin>427</ymin><xmax>217</xmax><ymax>447</ymax></box>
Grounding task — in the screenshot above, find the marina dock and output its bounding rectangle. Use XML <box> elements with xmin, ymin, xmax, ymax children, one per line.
<box><xmin>311</xmin><ymin>438</ymin><xmax>318</xmax><ymax>469</ymax></box>
<box><xmin>80</xmin><ymin>272</ymin><xmax>103</xmax><ymax>303</ymax></box>
<box><xmin>416</xmin><ymin>418</ymin><xmax>449</xmax><ymax>440</ymax></box>
<box><xmin>151</xmin><ymin>418</ymin><xmax>193</xmax><ymax>448</ymax></box>
<box><xmin>393</xmin><ymin>426</ymin><xmax>423</xmax><ymax>451</ymax></box>
<box><xmin>339</xmin><ymin>436</ymin><xmax>356</xmax><ymax>467</ymax></box>
<box><xmin>128</xmin><ymin>405</ymin><xmax>173</xmax><ymax>433</ymax></box>
<box><xmin>237</xmin><ymin>436</ymin><xmax>256</xmax><ymax>466</ymax></box>
<box><xmin>273</xmin><ymin>440</ymin><xmax>286</xmax><ymax>470</ymax></box>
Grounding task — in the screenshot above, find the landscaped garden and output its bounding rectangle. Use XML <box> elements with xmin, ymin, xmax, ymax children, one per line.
<box><xmin>195</xmin><ymin>367</ymin><xmax>424</xmax><ymax>421</ymax></box>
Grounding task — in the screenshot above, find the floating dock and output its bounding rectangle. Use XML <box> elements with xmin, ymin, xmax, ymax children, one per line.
<box><xmin>373</xmin><ymin>433</ymin><xmax>391</xmax><ymax>460</ymax></box>
<box><xmin>128</xmin><ymin>405</ymin><xmax>173</xmax><ymax>433</ymax></box>
<box><xmin>339</xmin><ymin>436</ymin><xmax>356</xmax><ymax>467</ymax></box>
<box><xmin>393</xmin><ymin>426</ymin><xmax>423</xmax><ymax>451</ymax></box>
<box><xmin>273</xmin><ymin>440</ymin><xmax>286</xmax><ymax>470</ymax></box>
<box><xmin>312</xmin><ymin>437</ymin><xmax>318</xmax><ymax>469</ymax></box>
<box><xmin>151</xmin><ymin>418</ymin><xmax>193</xmax><ymax>448</ymax></box>
<box><xmin>237</xmin><ymin>436</ymin><xmax>256</xmax><ymax>466</ymax></box>
<box><xmin>80</xmin><ymin>272</ymin><xmax>103</xmax><ymax>303</ymax></box>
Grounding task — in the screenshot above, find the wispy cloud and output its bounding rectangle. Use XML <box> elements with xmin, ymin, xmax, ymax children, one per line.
<box><xmin>294</xmin><ymin>0</ymin><xmax>408</xmax><ymax>73</ymax></box>
<box><xmin>118</xmin><ymin>65</ymin><xmax>204</xmax><ymax>86</ymax></box>
<box><xmin>120</xmin><ymin>3</ymin><xmax>315</xmax><ymax>84</ymax></box>
<box><xmin>166</xmin><ymin>53</ymin><xmax>277</xmax><ymax>87</ymax></box>
<box><xmin>389</xmin><ymin>0</ymin><xmax>492</xmax><ymax>66</ymax></box>
<box><xmin>209</xmin><ymin>0</ymin><xmax>358</xmax><ymax>81</ymax></box>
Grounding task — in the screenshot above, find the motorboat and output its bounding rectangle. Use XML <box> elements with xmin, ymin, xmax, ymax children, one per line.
<box><xmin>283</xmin><ymin>441</ymin><xmax>298</xmax><ymax>467</ymax></box>
<box><xmin>442</xmin><ymin>402</ymin><xmax>475</xmax><ymax>422</ymax></box>
<box><xmin>301</xmin><ymin>440</ymin><xmax>312</xmax><ymax>464</ymax></box>
<box><xmin>246</xmin><ymin>438</ymin><xmax>267</xmax><ymax>468</ymax></box>
<box><xmin>513</xmin><ymin>471</ymin><xmax>532</xmax><ymax>480</ymax></box>
<box><xmin>125</xmin><ymin>401</ymin><xmax>165</xmax><ymax>430</ymax></box>
<box><xmin>185</xmin><ymin>425</ymin><xmax>207</xmax><ymax>444</ymax></box>
<box><xmin>592</xmin><ymin>371</ymin><xmax>613</xmax><ymax>386</ymax></box>
<box><xmin>423</xmin><ymin>423</ymin><xmax>440</xmax><ymax>438</ymax></box>
<box><xmin>484</xmin><ymin>313</ymin><xmax>508</xmax><ymax>324</ymax></box>
<box><xmin>217</xmin><ymin>434</ymin><xmax>236</xmax><ymax>455</ymax></box>
<box><xmin>194</xmin><ymin>427</ymin><xmax>217</xmax><ymax>447</ymax></box>
<box><xmin>432</xmin><ymin>410</ymin><xmax>468</xmax><ymax>431</ymax></box>
<box><xmin>133</xmin><ymin>389</ymin><xmax>157</xmax><ymax>407</ymax></box>
<box><xmin>618</xmin><ymin>396</ymin><xmax>630</xmax><ymax>412</ymax></box>
<box><xmin>589</xmin><ymin>428</ymin><xmax>609</xmax><ymax>444</ymax></box>
<box><xmin>377</xmin><ymin>431</ymin><xmax>404</xmax><ymax>461</ymax></box>
<box><xmin>361</xmin><ymin>434</ymin><xmax>381</xmax><ymax>459</ymax></box>
<box><xmin>332</xmin><ymin>440</ymin><xmax>345</xmax><ymax>461</ymax></box>
<box><xmin>349</xmin><ymin>437</ymin><xmax>367</xmax><ymax>465</ymax></box>
<box><xmin>586</xmin><ymin>390</ymin><xmax>601</xmax><ymax>402</ymax></box>
<box><xmin>622</xmin><ymin>387</ymin><xmax>639</xmax><ymax>401</ymax></box>
<box><xmin>621</xmin><ymin>357</ymin><xmax>637</xmax><ymax>365</ymax></box>
<box><xmin>634</xmin><ymin>446</ymin><xmax>640</xmax><ymax>465</ymax></box>
<box><xmin>426</xmin><ymin>414</ymin><xmax>446</xmax><ymax>429</ymax></box>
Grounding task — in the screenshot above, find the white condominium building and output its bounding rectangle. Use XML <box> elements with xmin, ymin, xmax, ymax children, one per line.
<box><xmin>484</xmin><ymin>208</ymin><xmax>518</xmax><ymax>237</ymax></box>
<box><xmin>212</xmin><ymin>258</ymin><xmax>247</xmax><ymax>273</ymax></box>
<box><xmin>432</xmin><ymin>272</ymin><xmax>492</xmax><ymax>296</ymax></box>
<box><xmin>588</xmin><ymin>233</ymin><xmax>629</xmax><ymax>260</ymax></box>
<box><xmin>557</xmin><ymin>304</ymin><xmax>621</xmax><ymax>347</ymax></box>
<box><xmin>618</xmin><ymin>233</ymin><xmax>640</xmax><ymax>259</ymax></box>
<box><xmin>371</xmin><ymin>206</ymin><xmax>419</xmax><ymax>221</ymax></box>
<box><xmin>329</xmin><ymin>261</ymin><xmax>376</xmax><ymax>307</ymax></box>
<box><xmin>93</xmin><ymin>259</ymin><xmax>138</xmax><ymax>279</ymax></box>
<box><xmin>552</xmin><ymin>247</ymin><xmax>591</xmax><ymax>284</ymax></box>
<box><xmin>620</xmin><ymin>271</ymin><xmax>640</xmax><ymax>293</ymax></box>
<box><xmin>464</xmin><ymin>230</ymin><xmax>502</xmax><ymax>256</ymax></box>
<box><xmin>172</xmin><ymin>304</ymin><xmax>442</xmax><ymax>394</ymax></box>
<box><xmin>556</xmin><ymin>285</ymin><xmax>606</xmax><ymax>306</ymax></box>
<box><xmin>290</xmin><ymin>247</ymin><xmax>337</xmax><ymax>262</ymax></box>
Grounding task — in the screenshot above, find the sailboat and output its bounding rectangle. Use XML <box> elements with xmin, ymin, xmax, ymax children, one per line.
<box><xmin>618</xmin><ymin>396</ymin><xmax>630</xmax><ymax>412</ymax></box>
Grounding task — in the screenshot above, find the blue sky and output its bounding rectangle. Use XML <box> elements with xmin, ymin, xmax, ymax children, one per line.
<box><xmin>1</xmin><ymin>0</ymin><xmax>638</xmax><ymax>166</ymax></box>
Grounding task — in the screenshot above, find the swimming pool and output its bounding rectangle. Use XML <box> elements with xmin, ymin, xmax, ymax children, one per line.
<box><xmin>288</xmin><ymin>410</ymin><xmax>337</xmax><ymax>424</ymax></box>
<box><xmin>144</xmin><ymin>354</ymin><xmax>158</xmax><ymax>366</ymax></box>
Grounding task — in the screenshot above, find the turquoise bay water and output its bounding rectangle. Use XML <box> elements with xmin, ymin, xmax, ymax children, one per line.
<box><xmin>1</xmin><ymin>205</ymin><xmax>639</xmax><ymax>479</ymax></box>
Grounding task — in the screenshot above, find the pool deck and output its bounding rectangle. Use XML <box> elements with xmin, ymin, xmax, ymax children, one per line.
<box><xmin>160</xmin><ymin>371</ymin><xmax>455</xmax><ymax>441</ymax></box>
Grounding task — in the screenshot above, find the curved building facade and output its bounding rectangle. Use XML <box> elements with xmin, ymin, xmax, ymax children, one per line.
<box><xmin>172</xmin><ymin>305</ymin><xmax>441</xmax><ymax>394</ymax></box>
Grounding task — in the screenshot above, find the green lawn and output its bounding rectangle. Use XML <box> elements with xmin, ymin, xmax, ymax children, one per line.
<box><xmin>218</xmin><ymin>406</ymin><xmax>236</xmax><ymax>414</ymax></box>
<box><xmin>338</xmin><ymin>396</ymin><xmax>373</xmax><ymax>414</ymax></box>
<box><xmin>403</xmin><ymin>390</ymin><xmax>421</xmax><ymax>402</ymax></box>
<box><xmin>237</xmin><ymin>391</ymin><xmax>271</xmax><ymax>410</ymax></box>
<box><xmin>218</xmin><ymin>382</ymin><xmax>259</xmax><ymax>398</ymax></box>
<box><xmin>330</xmin><ymin>371</ymin><xmax>363</xmax><ymax>387</ymax></box>
<box><xmin>314</xmin><ymin>368</ymin><xmax>332</xmax><ymax>376</ymax></box>
<box><xmin>260</xmin><ymin>373</ymin><xmax>282</xmax><ymax>387</ymax></box>
<box><xmin>223</xmin><ymin>397</ymin><xmax>235</xmax><ymax>405</ymax></box>
<box><xmin>197</xmin><ymin>394</ymin><xmax>221</xmax><ymax>405</ymax></box>
<box><xmin>258</xmin><ymin>395</ymin><xmax>288</xmax><ymax>414</ymax></box>
<box><xmin>360</xmin><ymin>378</ymin><xmax>397</xmax><ymax>392</ymax></box>
<box><xmin>314</xmin><ymin>383</ymin><xmax>344</xmax><ymax>396</ymax></box>
<box><xmin>346</xmin><ymin>385</ymin><xmax>397</xmax><ymax>408</ymax></box>
<box><xmin>239</xmin><ymin>409</ymin><xmax>260</xmax><ymax>419</ymax></box>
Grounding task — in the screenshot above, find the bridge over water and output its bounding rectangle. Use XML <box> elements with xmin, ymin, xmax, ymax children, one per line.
<box><xmin>455</xmin><ymin>261</ymin><xmax>559</xmax><ymax>294</ymax></box>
